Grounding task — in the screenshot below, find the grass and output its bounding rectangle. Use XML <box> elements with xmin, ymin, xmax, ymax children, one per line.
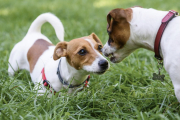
<box><xmin>0</xmin><ymin>0</ymin><xmax>180</xmax><ymax>119</ymax></box>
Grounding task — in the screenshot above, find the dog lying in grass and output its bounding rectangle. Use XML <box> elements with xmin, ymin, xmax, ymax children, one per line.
<box><xmin>8</xmin><ymin>13</ymin><xmax>109</xmax><ymax>95</ymax></box>
<box><xmin>102</xmin><ymin>7</ymin><xmax>180</xmax><ymax>102</ymax></box>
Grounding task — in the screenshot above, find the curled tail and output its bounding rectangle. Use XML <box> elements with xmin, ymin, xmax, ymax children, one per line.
<box><xmin>27</xmin><ymin>13</ymin><xmax>64</xmax><ymax>41</ymax></box>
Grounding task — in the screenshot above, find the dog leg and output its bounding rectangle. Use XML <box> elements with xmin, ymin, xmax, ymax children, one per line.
<box><xmin>165</xmin><ymin>64</ymin><xmax>180</xmax><ymax>102</ymax></box>
<box><xmin>171</xmin><ymin>78</ymin><xmax>180</xmax><ymax>102</ymax></box>
<box><xmin>8</xmin><ymin>62</ymin><xmax>17</xmax><ymax>76</ymax></box>
<box><xmin>174</xmin><ymin>88</ymin><xmax>180</xmax><ymax>102</ymax></box>
<box><xmin>8</xmin><ymin>42</ymin><xmax>29</xmax><ymax>76</ymax></box>
<box><xmin>33</xmin><ymin>82</ymin><xmax>46</xmax><ymax>95</ymax></box>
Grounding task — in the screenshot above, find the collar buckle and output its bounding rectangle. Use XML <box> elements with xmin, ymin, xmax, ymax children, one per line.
<box><xmin>154</xmin><ymin>55</ymin><xmax>163</xmax><ymax>60</ymax></box>
<box><xmin>169</xmin><ymin>10</ymin><xmax>179</xmax><ymax>16</ymax></box>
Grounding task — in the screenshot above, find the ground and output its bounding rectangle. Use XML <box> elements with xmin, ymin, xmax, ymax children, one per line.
<box><xmin>0</xmin><ymin>0</ymin><xmax>180</xmax><ymax>119</ymax></box>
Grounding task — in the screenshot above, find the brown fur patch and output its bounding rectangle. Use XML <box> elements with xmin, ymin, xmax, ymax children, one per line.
<box><xmin>89</xmin><ymin>33</ymin><xmax>102</xmax><ymax>45</ymax></box>
<box><xmin>53</xmin><ymin>34</ymin><xmax>103</xmax><ymax>70</ymax></box>
<box><xmin>107</xmin><ymin>8</ymin><xmax>132</xmax><ymax>49</ymax></box>
<box><xmin>27</xmin><ymin>39</ymin><xmax>53</xmax><ymax>72</ymax></box>
<box><xmin>67</xmin><ymin>38</ymin><xmax>97</xmax><ymax>70</ymax></box>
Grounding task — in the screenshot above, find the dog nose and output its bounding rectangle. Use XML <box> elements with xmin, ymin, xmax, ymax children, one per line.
<box><xmin>98</xmin><ymin>59</ymin><xmax>108</xmax><ymax>69</ymax></box>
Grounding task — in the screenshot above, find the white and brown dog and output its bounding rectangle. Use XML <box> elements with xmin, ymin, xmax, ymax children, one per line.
<box><xmin>102</xmin><ymin>7</ymin><xmax>180</xmax><ymax>102</ymax></box>
<box><xmin>8</xmin><ymin>13</ymin><xmax>109</xmax><ymax>95</ymax></box>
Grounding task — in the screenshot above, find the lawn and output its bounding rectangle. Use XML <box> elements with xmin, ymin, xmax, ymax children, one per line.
<box><xmin>0</xmin><ymin>0</ymin><xmax>180</xmax><ymax>119</ymax></box>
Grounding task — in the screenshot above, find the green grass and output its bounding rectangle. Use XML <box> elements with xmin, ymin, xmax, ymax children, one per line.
<box><xmin>0</xmin><ymin>0</ymin><xmax>180</xmax><ymax>119</ymax></box>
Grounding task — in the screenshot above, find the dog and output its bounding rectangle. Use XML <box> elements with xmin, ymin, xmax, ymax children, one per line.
<box><xmin>102</xmin><ymin>7</ymin><xmax>180</xmax><ymax>102</ymax></box>
<box><xmin>8</xmin><ymin>13</ymin><xmax>109</xmax><ymax>95</ymax></box>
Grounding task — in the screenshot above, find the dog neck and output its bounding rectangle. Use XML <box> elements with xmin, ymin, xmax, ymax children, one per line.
<box><xmin>45</xmin><ymin>57</ymin><xmax>88</xmax><ymax>91</ymax></box>
<box><xmin>130</xmin><ymin>8</ymin><xmax>169</xmax><ymax>51</ymax></box>
<box><xmin>59</xmin><ymin>57</ymin><xmax>88</xmax><ymax>85</ymax></box>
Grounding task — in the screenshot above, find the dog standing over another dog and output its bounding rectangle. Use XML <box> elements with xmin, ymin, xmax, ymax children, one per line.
<box><xmin>8</xmin><ymin>13</ymin><xmax>109</xmax><ymax>95</ymax></box>
<box><xmin>102</xmin><ymin>7</ymin><xmax>180</xmax><ymax>102</ymax></box>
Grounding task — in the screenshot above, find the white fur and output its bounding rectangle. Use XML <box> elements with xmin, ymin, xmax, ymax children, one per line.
<box><xmin>8</xmin><ymin>13</ymin><xmax>108</xmax><ymax>95</ymax></box>
<box><xmin>28</xmin><ymin>12</ymin><xmax>64</xmax><ymax>41</ymax></box>
<box><xmin>83</xmin><ymin>39</ymin><xmax>109</xmax><ymax>73</ymax></box>
<box><xmin>103</xmin><ymin>7</ymin><xmax>180</xmax><ymax>102</ymax></box>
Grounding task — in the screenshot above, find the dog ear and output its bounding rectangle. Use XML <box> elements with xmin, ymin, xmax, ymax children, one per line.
<box><xmin>53</xmin><ymin>41</ymin><xmax>68</xmax><ymax>60</ymax></box>
<box><xmin>107</xmin><ymin>8</ymin><xmax>132</xmax><ymax>33</ymax></box>
<box><xmin>89</xmin><ymin>33</ymin><xmax>102</xmax><ymax>44</ymax></box>
<box><xmin>107</xmin><ymin>13</ymin><xmax>113</xmax><ymax>33</ymax></box>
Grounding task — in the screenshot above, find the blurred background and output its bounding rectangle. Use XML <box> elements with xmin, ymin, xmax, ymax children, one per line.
<box><xmin>1</xmin><ymin>0</ymin><xmax>179</xmax><ymax>45</ymax></box>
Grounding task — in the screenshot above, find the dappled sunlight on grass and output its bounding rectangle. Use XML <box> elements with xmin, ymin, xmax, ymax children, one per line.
<box><xmin>93</xmin><ymin>0</ymin><xmax>136</xmax><ymax>8</ymax></box>
<box><xmin>93</xmin><ymin>0</ymin><xmax>119</xmax><ymax>8</ymax></box>
<box><xmin>0</xmin><ymin>8</ymin><xmax>10</xmax><ymax>16</ymax></box>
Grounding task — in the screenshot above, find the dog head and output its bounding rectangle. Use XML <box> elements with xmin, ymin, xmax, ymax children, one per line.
<box><xmin>53</xmin><ymin>33</ymin><xmax>109</xmax><ymax>74</ymax></box>
<box><xmin>102</xmin><ymin>8</ymin><xmax>134</xmax><ymax>63</ymax></box>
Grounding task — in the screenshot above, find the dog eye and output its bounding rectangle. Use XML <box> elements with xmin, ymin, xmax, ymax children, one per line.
<box><xmin>98</xmin><ymin>45</ymin><xmax>102</xmax><ymax>52</ymax></box>
<box><xmin>78</xmin><ymin>49</ymin><xmax>87</xmax><ymax>56</ymax></box>
<box><xmin>107</xmin><ymin>30</ymin><xmax>111</xmax><ymax>34</ymax></box>
<box><xmin>108</xmin><ymin>38</ymin><xmax>114</xmax><ymax>45</ymax></box>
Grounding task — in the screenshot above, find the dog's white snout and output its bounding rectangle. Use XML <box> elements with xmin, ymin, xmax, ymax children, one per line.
<box><xmin>102</xmin><ymin>47</ymin><xmax>109</xmax><ymax>57</ymax></box>
<box><xmin>103</xmin><ymin>42</ymin><xmax>116</xmax><ymax>56</ymax></box>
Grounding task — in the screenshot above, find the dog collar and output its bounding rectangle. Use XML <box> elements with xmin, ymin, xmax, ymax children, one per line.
<box><xmin>41</xmin><ymin>68</ymin><xmax>56</xmax><ymax>94</ymax></box>
<box><xmin>57</xmin><ymin>59</ymin><xmax>90</xmax><ymax>88</ymax></box>
<box><xmin>154</xmin><ymin>10</ymin><xmax>179</xmax><ymax>60</ymax></box>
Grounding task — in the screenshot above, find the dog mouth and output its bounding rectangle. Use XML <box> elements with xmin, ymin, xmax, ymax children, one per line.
<box><xmin>93</xmin><ymin>70</ymin><xmax>107</xmax><ymax>75</ymax></box>
<box><xmin>105</xmin><ymin>53</ymin><xmax>117</xmax><ymax>63</ymax></box>
<box><xmin>94</xmin><ymin>72</ymin><xmax>106</xmax><ymax>75</ymax></box>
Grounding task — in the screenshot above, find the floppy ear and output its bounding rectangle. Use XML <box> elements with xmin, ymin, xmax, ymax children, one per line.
<box><xmin>107</xmin><ymin>8</ymin><xmax>132</xmax><ymax>33</ymax></box>
<box><xmin>107</xmin><ymin>13</ymin><xmax>113</xmax><ymax>33</ymax></box>
<box><xmin>53</xmin><ymin>41</ymin><xmax>68</xmax><ymax>60</ymax></box>
<box><xmin>89</xmin><ymin>33</ymin><xmax>102</xmax><ymax>44</ymax></box>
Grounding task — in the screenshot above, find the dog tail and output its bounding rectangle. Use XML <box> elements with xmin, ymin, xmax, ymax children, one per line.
<box><xmin>27</xmin><ymin>13</ymin><xmax>64</xmax><ymax>41</ymax></box>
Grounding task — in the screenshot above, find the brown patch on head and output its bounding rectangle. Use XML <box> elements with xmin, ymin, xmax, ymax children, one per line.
<box><xmin>89</xmin><ymin>33</ymin><xmax>103</xmax><ymax>54</ymax></box>
<box><xmin>89</xmin><ymin>33</ymin><xmax>102</xmax><ymax>45</ymax></box>
<box><xmin>53</xmin><ymin>33</ymin><xmax>103</xmax><ymax>70</ymax></box>
<box><xmin>27</xmin><ymin>39</ymin><xmax>53</xmax><ymax>72</ymax></box>
<box><xmin>107</xmin><ymin>8</ymin><xmax>132</xmax><ymax>49</ymax></box>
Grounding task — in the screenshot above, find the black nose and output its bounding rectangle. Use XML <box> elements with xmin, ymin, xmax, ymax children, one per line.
<box><xmin>98</xmin><ymin>59</ymin><xmax>108</xmax><ymax>69</ymax></box>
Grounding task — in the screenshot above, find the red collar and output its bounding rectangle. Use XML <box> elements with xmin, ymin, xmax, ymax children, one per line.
<box><xmin>41</xmin><ymin>68</ymin><xmax>56</xmax><ymax>94</ymax></box>
<box><xmin>154</xmin><ymin>10</ymin><xmax>178</xmax><ymax>60</ymax></box>
<box><xmin>41</xmin><ymin>68</ymin><xmax>90</xmax><ymax>93</ymax></box>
